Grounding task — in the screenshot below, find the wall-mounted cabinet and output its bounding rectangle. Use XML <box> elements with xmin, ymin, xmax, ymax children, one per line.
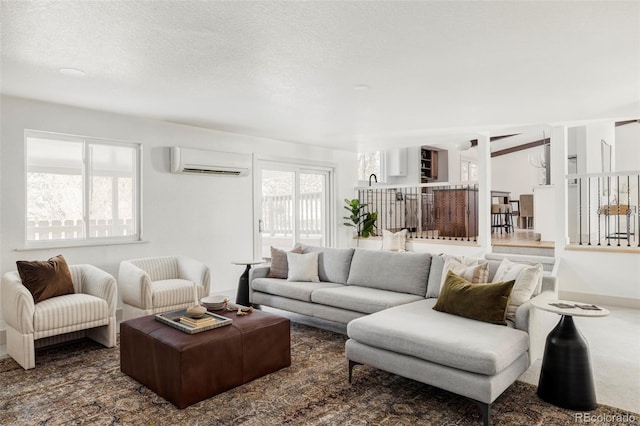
<box><xmin>421</xmin><ymin>147</ymin><xmax>438</xmax><ymax>183</ymax></box>
<box><xmin>387</xmin><ymin>148</ymin><xmax>407</xmax><ymax>177</ymax></box>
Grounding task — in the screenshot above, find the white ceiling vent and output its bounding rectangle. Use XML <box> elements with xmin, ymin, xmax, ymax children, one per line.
<box><xmin>171</xmin><ymin>147</ymin><xmax>251</xmax><ymax>177</ymax></box>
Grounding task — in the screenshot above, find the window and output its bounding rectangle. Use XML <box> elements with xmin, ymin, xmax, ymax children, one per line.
<box><xmin>25</xmin><ymin>131</ymin><xmax>141</xmax><ymax>244</ymax></box>
<box><xmin>460</xmin><ymin>159</ymin><xmax>478</xmax><ymax>181</ymax></box>
<box><xmin>255</xmin><ymin>160</ymin><xmax>333</xmax><ymax>258</ymax></box>
<box><xmin>357</xmin><ymin>151</ymin><xmax>384</xmax><ymax>182</ymax></box>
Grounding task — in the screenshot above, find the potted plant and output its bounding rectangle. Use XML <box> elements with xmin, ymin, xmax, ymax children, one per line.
<box><xmin>343</xmin><ymin>198</ymin><xmax>378</xmax><ymax>246</ymax></box>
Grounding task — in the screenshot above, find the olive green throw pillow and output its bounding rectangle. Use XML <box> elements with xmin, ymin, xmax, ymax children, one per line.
<box><xmin>433</xmin><ymin>271</ymin><xmax>515</xmax><ymax>325</ymax></box>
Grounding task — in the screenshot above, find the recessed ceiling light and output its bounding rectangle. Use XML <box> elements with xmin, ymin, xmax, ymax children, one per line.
<box><xmin>58</xmin><ymin>67</ymin><xmax>86</xmax><ymax>77</ymax></box>
<box><xmin>353</xmin><ymin>84</ymin><xmax>371</xmax><ymax>91</ymax></box>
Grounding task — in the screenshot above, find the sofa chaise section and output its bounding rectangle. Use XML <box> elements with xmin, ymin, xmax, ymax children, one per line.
<box><xmin>346</xmin><ymin>271</ymin><xmax>558</xmax><ymax>426</ymax></box>
<box><xmin>347</xmin><ymin>298</ymin><xmax>530</xmax><ymax>377</ymax></box>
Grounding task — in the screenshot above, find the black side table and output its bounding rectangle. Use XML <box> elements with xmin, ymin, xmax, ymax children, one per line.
<box><xmin>232</xmin><ymin>260</ymin><xmax>263</xmax><ymax>307</ymax></box>
<box><xmin>531</xmin><ymin>299</ymin><xmax>609</xmax><ymax>411</ymax></box>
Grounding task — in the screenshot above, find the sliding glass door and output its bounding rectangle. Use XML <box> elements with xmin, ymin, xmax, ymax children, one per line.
<box><xmin>255</xmin><ymin>161</ymin><xmax>332</xmax><ymax>259</ymax></box>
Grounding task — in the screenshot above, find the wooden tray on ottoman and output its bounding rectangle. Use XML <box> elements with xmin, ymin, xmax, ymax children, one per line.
<box><xmin>155</xmin><ymin>308</ymin><xmax>232</xmax><ymax>334</ymax></box>
<box><xmin>120</xmin><ymin>309</ymin><xmax>290</xmax><ymax>409</ymax></box>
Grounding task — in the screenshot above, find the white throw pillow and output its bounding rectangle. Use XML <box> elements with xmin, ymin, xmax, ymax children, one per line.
<box><xmin>382</xmin><ymin>229</ymin><xmax>408</xmax><ymax>251</ymax></box>
<box><xmin>286</xmin><ymin>252</ymin><xmax>320</xmax><ymax>282</ymax></box>
<box><xmin>492</xmin><ymin>258</ymin><xmax>543</xmax><ymax>322</ymax></box>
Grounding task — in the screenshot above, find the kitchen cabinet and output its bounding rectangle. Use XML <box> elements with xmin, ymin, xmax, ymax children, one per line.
<box><xmin>421</xmin><ymin>148</ymin><xmax>438</xmax><ymax>183</ymax></box>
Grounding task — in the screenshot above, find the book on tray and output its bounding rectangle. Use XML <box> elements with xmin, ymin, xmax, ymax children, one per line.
<box><xmin>180</xmin><ymin>316</ymin><xmax>216</xmax><ymax>328</ymax></box>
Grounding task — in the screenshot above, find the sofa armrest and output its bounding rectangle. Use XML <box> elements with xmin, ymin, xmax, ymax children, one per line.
<box><xmin>519</xmin><ymin>290</ymin><xmax>559</xmax><ymax>364</ymax></box>
<box><xmin>248</xmin><ymin>266</ymin><xmax>270</xmax><ymax>303</ymax></box>
<box><xmin>539</xmin><ymin>274</ymin><xmax>558</xmax><ymax>296</ymax></box>
<box><xmin>249</xmin><ymin>266</ymin><xmax>270</xmax><ymax>282</ymax></box>
<box><xmin>76</xmin><ymin>265</ymin><xmax>118</xmax><ymax>316</ymax></box>
<box><xmin>118</xmin><ymin>261</ymin><xmax>153</xmax><ymax>310</ymax></box>
<box><xmin>1</xmin><ymin>271</ymin><xmax>35</xmax><ymax>334</ymax></box>
<box><xmin>177</xmin><ymin>256</ymin><xmax>211</xmax><ymax>295</ymax></box>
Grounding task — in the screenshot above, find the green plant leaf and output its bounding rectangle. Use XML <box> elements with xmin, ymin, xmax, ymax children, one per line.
<box><xmin>343</xmin><ymin>198</ymin><xmax>378</xmax><ymax>238</ymax></box>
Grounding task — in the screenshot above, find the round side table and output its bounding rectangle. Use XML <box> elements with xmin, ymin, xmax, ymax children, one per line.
<box><xmin>531</xmin><ymin>299</ymin><xmax>609</xmax><ymax>411</ymax></box>
<box><xmin>232</xmin><ymin>260</ymin><xmax>264</xmax><ymax>308</ymax></box>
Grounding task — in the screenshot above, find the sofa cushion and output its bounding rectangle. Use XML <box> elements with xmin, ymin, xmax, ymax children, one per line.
<box><xmin>311</xmin><ymin>286</ymin><xmax>424</xmax><ymax>314</ymax></box>
<box><xmin>151</xmin><ymin>279</ymin><xmax>204</xmax><ymax>309</ymax></box>
<box><xmin>252</xmin><ymin>278</ymin><xmax>343</xmax><ymax>302</ymax></box>
<box><xmin>347</xmin><ymin>299</ymin><xmax>529</xmax><ymax>376</ymax></box>
<box><xmin>16</xmin><ymin>254</ymin><xmax>75</xmax><ymax>303</ymax></box>
<box><xmin>130</xmin><ymin>256</ymin><xmax>180</xmax><ymax>282</ymax></box>
<box><xmin>492</xmin><ymin>258</ymin><xmax>544</xmax><ymax>323</ymax></box>
<box><xmin>299</xmin><ymin>245</ymin><xmax>355</xmax><ymax>284</ymax></box>
<box><xmin>427</xmin><ymin>255</ymin><xmax>493</xmax><ymax>298</ymax></box>
<box><xmin>34</xmin><ymin>293</ymin><xmax>109</xmax><ymax>332</ymax></box>
<box><xmin>382</xmin><ymin>229</ymin><xmax>408</xmax><ymax>251</ymax></box>
<box><xmin>346</xmin><ymin>249</ymin><xmax>431</xmax><ymax>296</ymax></box>
<box><xmin>268</xmin><ymin>246</ymin><xmax>303</xmax><ymax>279</ymax></box>
<box><xmin>441</xmin><ymin>255</ymin><xmax>480</xmax><ymax>283</ymax></box>
<box><xmin>287</xmin><ymin>252</ymin><xmax>320</xmax><ymax>282</ymax></box>
<box><xmin>433</xmin><ymin>271</ymin><xmax>515</xmax><ymax>326</ymax></box>
<box><xmin>425</xmin><ymin>254</ymin><xmax>446</xmax><ymax>298</ymax></box>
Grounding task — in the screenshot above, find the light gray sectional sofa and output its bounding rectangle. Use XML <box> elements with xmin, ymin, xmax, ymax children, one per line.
<box><xmin>249</xmin><ymin>245</ymin><xmax>557</xmax><ymax>425</ymax></box>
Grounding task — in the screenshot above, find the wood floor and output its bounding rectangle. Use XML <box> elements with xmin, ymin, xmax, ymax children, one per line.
<box><xmin>491</xmin><ymin>228</ymin><xmax>554</xmax><ymax>248</ymax></box>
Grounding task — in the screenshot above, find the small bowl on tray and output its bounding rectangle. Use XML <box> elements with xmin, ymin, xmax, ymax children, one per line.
<box><xmin>201</xmin><ymin>295</ymin><xmax>229</xmax><ymax>311</ymax></box>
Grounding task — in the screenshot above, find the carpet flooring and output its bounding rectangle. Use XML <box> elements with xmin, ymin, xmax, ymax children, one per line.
<box><xmin>0</xmin><ymin>323</ymin><xmax>636</xmax><ymax>425</ymax></box>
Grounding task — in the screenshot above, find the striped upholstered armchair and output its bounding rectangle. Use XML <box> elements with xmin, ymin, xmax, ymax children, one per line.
<box><xmin>118</xmin><ymin>255</ymin><xmax>210</xmax><ymax>321</ymax></box>
<box><xmin>1</xmin><ymin>264</ymin><xmax>117</xmax><ymax>369</ymax></box>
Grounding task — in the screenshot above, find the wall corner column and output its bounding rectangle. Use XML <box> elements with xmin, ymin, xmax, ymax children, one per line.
<box><xmin>550</xmin><ymin>125</ymin><xmax>569</xmax><ymax>251</ymax></box>
<box><xmin>476</xmin><ymin>132</ymin><xmax>491</xmax><ymax>252</ymax></box>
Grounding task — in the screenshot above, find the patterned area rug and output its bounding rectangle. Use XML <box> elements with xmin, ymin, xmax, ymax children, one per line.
<box><xmin>0</xmin><ymin>323</ymin><xmax>636</xmax><ymax>425</ymax></box>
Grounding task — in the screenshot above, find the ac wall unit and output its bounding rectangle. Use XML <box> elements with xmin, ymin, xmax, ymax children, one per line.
<box><xmin>171</xmin><ymin>147</ymin><xmax>251</xmax><ymax>177</ymax></box>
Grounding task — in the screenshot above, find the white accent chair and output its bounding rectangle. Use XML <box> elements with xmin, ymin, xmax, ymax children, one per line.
<box><xmin>1</xmin><ymin>264</ymin><xmax>117</xmax><ymax>370</ymax></box>
<box><xmin>118</xmin><ymin>255</ymin><xmax>210</xmax><ymax>321</ymax></box>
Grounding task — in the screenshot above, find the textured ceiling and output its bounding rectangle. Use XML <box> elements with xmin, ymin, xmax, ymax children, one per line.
<box><xmin>1</xmin><ymin>1</ymin><xmax>639</xmax><ymax>151</ymax></box>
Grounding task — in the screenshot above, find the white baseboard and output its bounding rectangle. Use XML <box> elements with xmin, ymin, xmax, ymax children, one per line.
<box><xmin>559</xmin><ymin>291</ymin><xmax>640</xmax><ymax>309</ymax></box>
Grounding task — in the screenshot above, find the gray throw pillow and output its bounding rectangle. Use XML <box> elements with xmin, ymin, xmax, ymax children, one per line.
<box><xmin>299</xmin><ymin>244</ymin><xmax>355</xmax><ymax>284</ymax></box>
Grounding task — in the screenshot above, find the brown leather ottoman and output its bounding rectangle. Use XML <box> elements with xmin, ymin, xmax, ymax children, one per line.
<box><xmin>120</xmin><ymin>309</ymin><xmax>290</xmax><ymax>408</ymax></box>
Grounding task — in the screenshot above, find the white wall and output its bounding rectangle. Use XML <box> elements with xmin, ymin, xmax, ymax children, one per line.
<box><xmin>556</xmin><ymin>122</ymin><xmax>639</xmax><ymax>305</ymax></box>
<box><xmin>615</xmin><ymin>122</ymin><xmax>640</xmax><ymax>173</ymax></box>
<box><xmin>386</xmin><ymin>145</ymin><xmax>453</xmax><ymax>186</ymax></box>
<box><xmin>584</xmin><ymin>122</ymin><xmax>615</xmax><ymax>173</ymax></box>
<box><xmin>491</xmin><ymin>146</ymin><xmax>542</xmax><ymax>204</ymax></box>
<box><xmin>557</xmin><ymin>250</ymin><xmax>640</xmax><ymax>303</ymax></box>
<box><xmin>0</xmin><ymin>96</ymin><xmax>357</xmax><ymax>301</ymax></box>
<box><xmin>385</xmin><ymin>146</ymin><xmax>420</xmax><ymax>186</ymax></box>
<box><xmin>448</xmin><ymin>148</ymin><xmax>462</xmax><ymax>182</ymax></box>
